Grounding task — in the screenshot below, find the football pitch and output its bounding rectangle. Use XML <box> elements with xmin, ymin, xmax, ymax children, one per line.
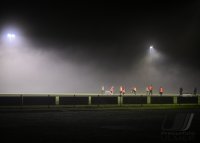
<box><xmin>0</xmin><ymin>93</ymin><xmax>199</xmax><ymax>142</ymax></box>
<box><xmin>0</xmin><ymin>108</ymin><xmax>199</xmax><ymax>142</ymax></box>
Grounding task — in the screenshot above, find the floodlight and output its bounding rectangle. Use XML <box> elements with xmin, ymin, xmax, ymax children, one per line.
<box><xmin>7</xmin><ymin>33</ymin><xmax>16</xmax><ymax>41</ymax></box>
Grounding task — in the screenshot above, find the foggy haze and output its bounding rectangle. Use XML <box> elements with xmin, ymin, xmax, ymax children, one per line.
<box><xmin>0</xmin><ymin>1</ymin><xmax>200</xmax><ymax>94</ymax></box>
<box><xmin>0</xmin><ymin>38</ymin><xmax>199</xmax><ymax>94</ymax></box>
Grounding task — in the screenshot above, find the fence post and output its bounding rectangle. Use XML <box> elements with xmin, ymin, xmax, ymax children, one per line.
<box><xmin>88</xmin><ymin>96</ymin><xmax>91</xmax><ymax>105</ymax></box>
<box><xmin>98</xmin><ymin>94</ymin><xmax>100</xmax><ymax>107</ymax></box>
<box><xmin>121</xmin><ymin>95</ymin><xmax>123</xmax><ymax>106</ymax></box>
<box><xmin>147</xmin><ymin>96</ymin><xmax>151</xmax><ymax>104</ymax></box>
<box><xmin>198</xmin><ymin>95</ymin><xmax>200</xmax><ymax>105</ymax></box>
<box><xmin>173</xmin><ymin>96</ymin><xmax>177</xmax><ymax>104</ymax></box>
<box><xmin>48</xmin><ymin>95</ymin><xmax>50</xmax><ymax>108</ymax></box>
<box><xmin>21</xmin><ymin>94</ymin><xmax>23</xmax><ymax>106</ymax></box>
<box><xmin>141</xmin><ymin>95</ymin><xmax>143</xmax><ymax>107</ymax></box>
<box><xmin>56</xmin><ymin>96</ymin><xmax>59</xmax><ymax>105</ymax></box>
<box><xmin>118</xmin><ymin>95</ymin><xmax>121</xmax><ymax>106</ymax></box>
<box><xmin>74</xmin><ymin>94</ymin><xmax>76</xmax><ymax>107</ymax></box>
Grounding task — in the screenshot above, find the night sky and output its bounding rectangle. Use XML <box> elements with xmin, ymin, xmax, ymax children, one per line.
<box><xmin>0</xmin><ymin>1</ymin><xmax>200</xmax><ymax>93</ymax></box>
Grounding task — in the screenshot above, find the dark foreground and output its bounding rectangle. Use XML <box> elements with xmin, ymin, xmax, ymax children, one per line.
<box><xmin>0</xmin><ymin>108</ymin><xmax>199</xmax><ymax>143</ymax></box>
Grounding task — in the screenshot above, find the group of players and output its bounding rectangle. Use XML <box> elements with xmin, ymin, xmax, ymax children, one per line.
<box><xmin>101</xmin><ymin>86</ymin><xmax>198</xmax><ymax>96</ymax></box>
<box><xmin>101</xmin><ymin>85</ymin><xmax>164</xmax><ymax>96</ymax></box>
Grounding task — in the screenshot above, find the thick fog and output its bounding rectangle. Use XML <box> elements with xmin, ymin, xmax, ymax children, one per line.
<box><xmin>0</xmin><ymin>1</ymin><xmax>199</xmax><ymax>94</ymax></box>
<box><xmin>0</xmin><ymin>35</ymin><xmax>199</xmax><ymax>94</ymax></box>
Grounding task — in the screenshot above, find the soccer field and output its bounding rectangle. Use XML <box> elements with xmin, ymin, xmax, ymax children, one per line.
<box><xmin>0</xmin><ymin>108</ymin><xmax>199</xmax><ymax>142</ymax></box>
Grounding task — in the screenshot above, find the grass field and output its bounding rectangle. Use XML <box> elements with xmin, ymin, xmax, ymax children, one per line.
<box><xmin>0</xmin><ymin>104</ymin><xmax>200</xmax><ymax>110</ymax></box>
<box><xmin>0</xmin><ymin>93</ymin><xmax>199</xmax><ymax>142</ymax></box>
<box><xmin>0</xmin><ymin>108</ymin><xmax>199</xmax><ymax>142</ymax></box>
